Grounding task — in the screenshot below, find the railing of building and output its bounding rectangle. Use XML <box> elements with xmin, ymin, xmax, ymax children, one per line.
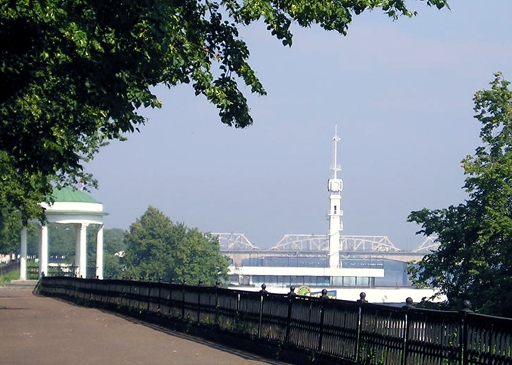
<box><xmin>38</xmin><ymin>277</ymin><xmax>512</xmax><ymax>365</ymax></box>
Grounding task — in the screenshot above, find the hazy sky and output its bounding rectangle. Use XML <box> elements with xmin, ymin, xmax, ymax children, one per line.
<box><xmin>87</xmin><ymin>1</ymin><xmax>512</xmax><ymax>250</ymax></box>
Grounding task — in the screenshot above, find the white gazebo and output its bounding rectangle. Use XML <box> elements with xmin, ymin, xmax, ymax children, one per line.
<box><xmin>19</xmin><ymin>187</ymin><xmax>107</xmax><ymax>280</ymax></box>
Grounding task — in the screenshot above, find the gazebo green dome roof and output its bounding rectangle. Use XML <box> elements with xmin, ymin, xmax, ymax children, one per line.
<box><xmin>52</xmin><ymin>187</ymin><xmax>98</xmax><ymax>203</ymax></box>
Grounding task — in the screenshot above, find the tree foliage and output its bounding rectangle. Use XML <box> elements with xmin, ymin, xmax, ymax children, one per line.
<box><xmin>0</xmin><ymin>210</ymin><xmax>22</xmax><ymax>253</ymax></box>
<box><xmin>123</xmin><ymin>206</ymin><xmax>228</xmax><ymax>285</ymax></box>
<box><xmin>408</xmin><ymin>72</ymin><xmax>512</xmax><ymax>317</ymax></box>
<box><xmin>0</xmin><ymin>0</ymin><xmax>448</xmax><ymax>222</ymax></box>
<box><xmin>0</xmin><ymin>213</ymin><xmax>40</xmax><ymax>255</ymax></box>
<box><xmin>103</xmin><ymin>228</ymin><xmax>126</xmax><ymax>254</ymax></box>
<box><xmin>94</xmin><ymin>227</ymin><xmax>126</xmax><ymax>279</ymax></box>
<box><xmin>48</xmin><ymin>223</ymin><xmax>75</xmax><ymax>258</ymax></box>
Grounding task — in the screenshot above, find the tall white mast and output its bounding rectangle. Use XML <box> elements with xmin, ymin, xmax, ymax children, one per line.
<box><xmin>327</xmin><ymin>125</ymin><xmax>343</xmax><ymax>268</ymax></box>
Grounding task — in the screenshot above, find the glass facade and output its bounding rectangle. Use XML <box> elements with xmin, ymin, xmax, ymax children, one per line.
<box><xmin>243</xmin><ymin>256</ymin><xmax>328</xmax><ymax>268</ymax></box>
<box><xmin>232</xmin><ymin>255</ymin><xmax>386</xmax><ymax>288</ymax></box>
<box><xmin>242</xmin><ymin>256</ymin><xmax>385</xmax><ymax>269</ymax></box>
<box><xmin>248</xmin><ymin>275</ymin><xmax>374</xmax><ymax>288</ymax></box>
<box><xmin>251</xmin><ymin>275</ymin><xmax>331</xmax><ymax>287</ymax></box>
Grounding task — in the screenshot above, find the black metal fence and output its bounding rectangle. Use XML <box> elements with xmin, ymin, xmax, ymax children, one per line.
<box><xmin>0</xmin><ymin>261</ymin><xmax>19</xmax><ymax>277</ymax></box>
<box><xmin>38</xmin><ymin>277</ymin><xmax>512</xmax><ymax>365</ymax></box>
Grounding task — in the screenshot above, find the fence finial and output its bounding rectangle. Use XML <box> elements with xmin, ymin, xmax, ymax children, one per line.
<box><xmin>460</xmin><ymin>300</ymin><xmax>473</xmax><ymax>313</ymax></box>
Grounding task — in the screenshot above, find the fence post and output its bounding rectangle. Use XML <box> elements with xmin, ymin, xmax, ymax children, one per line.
<box><xmin>138</xmin><ymin>281</ymin><xmax>142</xmax><ymax>312</ymax></box>
<box><xmin>318</xmin><ymin>299</ymin><xmax>326</xmax><ymax>353</ymax></box>
<box><xmin>402</xmin><ymin>311</ymin><xmax>410</xmax><ymax>365</ymax></box>
<box><xmin>106</xmin><ymin>280</ymin><xmax>111</xmax><ymax>308</ymax></box>
<box><xmin>215</xmin><ymin>282</ymin><xmax>220</xmax><ymax>328</ymax></box>
<box><xmin>120</xmin><ymin>280</ymin><xmax>126</xmax><ymax>309</ymax></box>
<box><xmin>132</xmin><ymin>280</ymin><xmax>140</xmax><ymax>311</ymax></box>
<box><xmin>182</xmin><ymin>281</ymin><xmax>186</xmax><ymax>320</ymax></box>
<box><xmin>460</xmin><ymin>311</ymin><xmax>468</xmax><ymax>365</ymax></box>
<box><xmin>197</xmin><ymin>282</ymin><xmax>202</xmax><ymax>324</ymax></box>
<box><xmin>157</xmin><ymin>279</ymin><xmax>162</xmax><ymax>315</ymax></box>
<box><xmin>168</xmin><ymin>279</ymin><xmax>174</xmax><ymax>317</ymax></box>
<box><xmin>74</xmin><ymin>277</ymin><xmax>79</xmax><ymax>302</ymax></box>
<box><xmin>124</xmin><ymin>279</ymin><xmax>129</xmax><ymax>309</ymax></box>
<box><xmin>235</xmin><ymin>292</ymin><xmax>241</xmax><ymax>330</ymax></box>
<box><xmin>285</xmin><ymin>297</ymin><xmax>293</xmax><ymax>345</ymax></box>
<box><xmin>146</xmin><ymin>282</ymin><xmax>152</xmax><ymax>313</ymax></box>
<box><xmin>355</xmin><ymin>304</ymin><xmax>363</xmax><ymax>362</ymax></box>
<box><xmin>258</xmin><ymin>294</ymin><xmax>264</xmax><ymax>338</ymax></box>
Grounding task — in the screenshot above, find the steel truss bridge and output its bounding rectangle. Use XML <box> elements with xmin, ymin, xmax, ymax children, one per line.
<box><xmin>213</xmin><ymin>233</ymin><xmax>438</xmax><ymax>265</ymax></box>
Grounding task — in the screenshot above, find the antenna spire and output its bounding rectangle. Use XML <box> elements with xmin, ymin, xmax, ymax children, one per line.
<box><xmin>332</xmin><ymin>124</ymin><xmax>341</xmax><ymax>180</ymax></box>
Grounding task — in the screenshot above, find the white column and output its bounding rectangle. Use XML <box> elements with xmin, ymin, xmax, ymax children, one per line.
<box><xmin>39</xmin><ymin>225</ymin><xmax>48</xmax><ymax>278</ymax></box>
<box><xmin>79</xmin><ymin>223</ymin><xmax>88</xmax><ymax>278</ymax></box>
<box><xmin>74</xmin><ymin>225</ymin><xmax>80</xmax><ymax>276</ymax></box>
<box><xmin>96</xmin><ymin>225</ymin><xmax>104</xmax><ymax>279</ymax></box>
<box><xmin>329</xmin><ymin>193</ymin><xmax>342</xmax><ymax>268</ymax></box>
<box><xmin>20</xmin><ymin>226</ymin><xmax>27</xmax><ymax>280</ymax></box>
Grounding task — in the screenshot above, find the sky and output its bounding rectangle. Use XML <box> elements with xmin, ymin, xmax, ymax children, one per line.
<box><xmin>87</xmin><ymin>1</ymin><xmax>512</xmax><ymax>251</ymax></box>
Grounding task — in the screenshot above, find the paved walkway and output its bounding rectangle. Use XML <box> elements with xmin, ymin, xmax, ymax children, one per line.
<box><xmin>0</xmin><ymin>285</ymin><xmax>287</xmax><ymax>365</ymax></box>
